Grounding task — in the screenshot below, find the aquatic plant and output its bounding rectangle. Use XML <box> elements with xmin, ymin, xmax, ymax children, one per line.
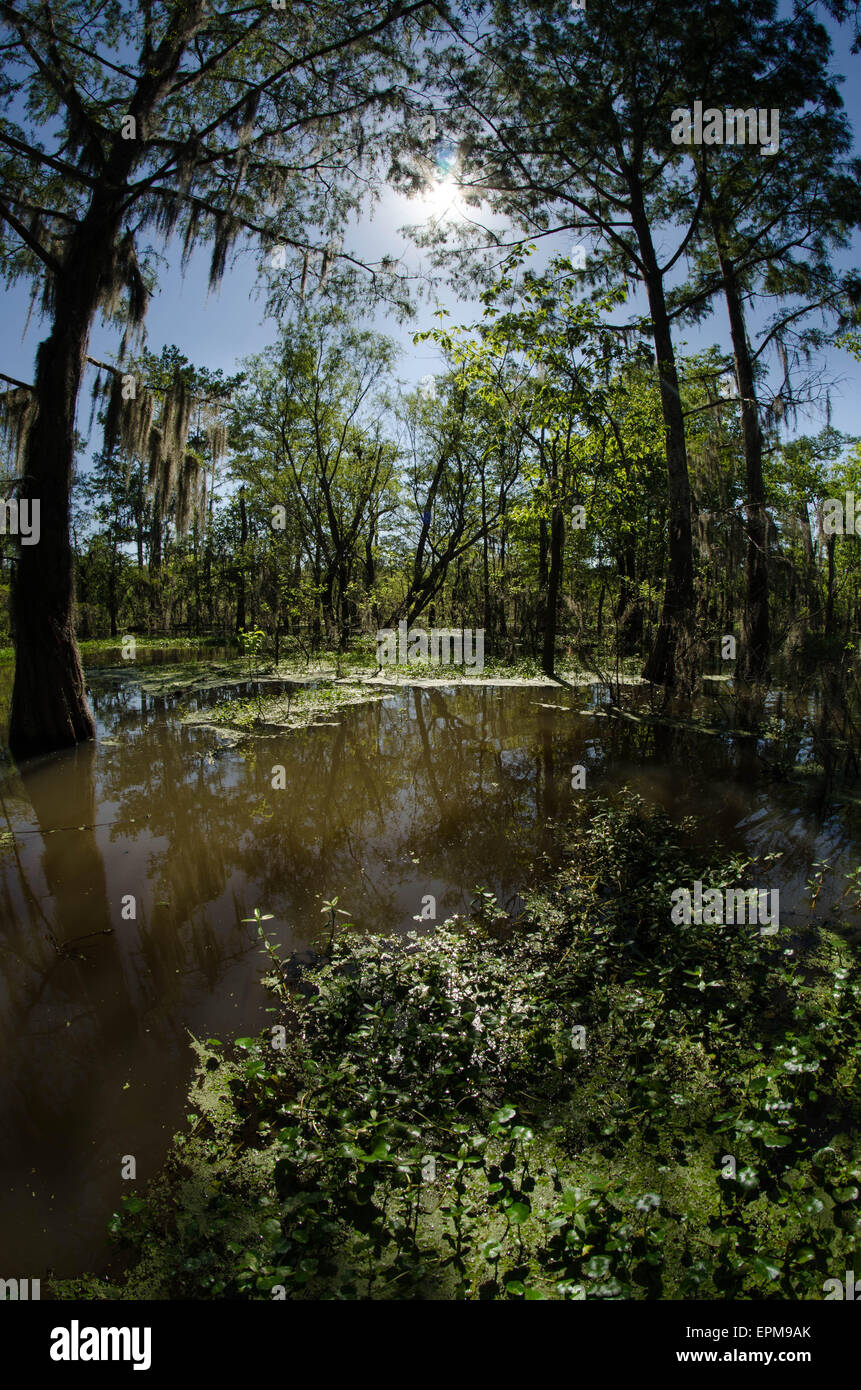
<box><xmin>62</xmin><ymin>793</ymin><xmax>861</xmax><ymax>1301</ymax></box>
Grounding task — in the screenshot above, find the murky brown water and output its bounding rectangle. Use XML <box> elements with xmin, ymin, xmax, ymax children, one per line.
<box><xmin>1</xmin><ymin>658</ymin><xmax>860</xmax><ymax>1283</ymax></box>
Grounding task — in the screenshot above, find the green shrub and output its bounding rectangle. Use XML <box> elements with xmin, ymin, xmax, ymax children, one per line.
<box><xmin>60</xmin><ymin>793</ymin><xmax>861</xmax><ymax>1301</ymax></box>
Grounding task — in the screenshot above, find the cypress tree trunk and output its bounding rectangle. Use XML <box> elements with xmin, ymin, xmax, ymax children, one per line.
<box><xmin>7</xmin><ymin>37</ymin><xmax>187</xmax><ymax>756</ymax></box>
<box><xmin>9</xmin><ymin>270</ymin><xmax>98</xmax><ymax>757</ymax></box>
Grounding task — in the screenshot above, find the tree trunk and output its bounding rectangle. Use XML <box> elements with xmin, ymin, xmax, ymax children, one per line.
<box><xmin>364</xmin><ymin>521</ymin><xmax>375</xmax><ymax>590</ymax></box>
<box><xmin>8</xmin><ymin>15</ymin><xmax>204</xmax><ymax>754</ymax></box>
<box><xmin>538</xmin><ymin>516</ymin><xmax>548</xmax><ymax>589</ymax></box>
<box><xmin>149</xmin><ymin>491</ymin><xmax>163</xmax><ymax>574</ymax></box>
<box><xmin>235</xmin><ymin>485</ymin><xmax>248</xmax><ymax>633</ymax></box>
<box><xmin>712</xmin><ymin>222</ymin><xmax>770</xmax><ymax>683</ymax></box>
<box><xmin>9</xmin><ymin>275</ymin><xmax>97</xmax><ymax>757</ymax></box>
<box><xmin>108</xmin><ymin>526</ymin><xmax>119</xmax><ymax>639</ymax></box>
<box><xmin>192</xmin><ymin>520</ymin><xmax>201</xmax><ymax>636</ymax></box>
<box><xmin>630</xmin><ymin>191</ymin><xmax>694</xmax><ymax>687</ymax></box>
<box><xmin>615</xmin><ymin>539</ymin><xmax>642</xmax><ymax>653</ymax></box>
<box><xmin>337</xmin><ymin>558</ymin><xmax>351</xmax><ymax>648</ymax></box>
<box><xmin>321</xmin><ymin>563</ymin><xmax>338</xmax><ymax>639</ymax></box>
<box><xmin>481</xmin><ymin>473</ymin><xmax>490</xmax><ymax>638</ymax></box>
<box><xmin>824</xmin><ymin>532</ymin><xmax>836</xmax><ymax>642</ymax></box>
<box><xmin>541</xmin><ymin>505</ymin><xmax>565</xmax><ymax>676</ymax></box>
<box><xmin>136</xmin><ymin>457</ymin><xmax>145</xmax><ymax>570</ymax></box>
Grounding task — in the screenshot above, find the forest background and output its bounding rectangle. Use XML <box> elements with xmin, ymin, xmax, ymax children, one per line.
<box><xmin>3</xmin><ymin>0</ymin><xmax>861</xmax><ymax>751</ymax></box>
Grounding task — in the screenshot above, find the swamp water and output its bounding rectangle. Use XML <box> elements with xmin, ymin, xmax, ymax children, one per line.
<box><xmin>1</xmin><ymin>658</ymin><xmax>860</xmax><ymax>1281</ymax></box>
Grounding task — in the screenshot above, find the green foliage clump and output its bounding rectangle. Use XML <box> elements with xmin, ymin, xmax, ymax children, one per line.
<box><xmin>61</xmin><ymin>793</ymin><xmax>861</xmax><ymax>1300</ymax></box>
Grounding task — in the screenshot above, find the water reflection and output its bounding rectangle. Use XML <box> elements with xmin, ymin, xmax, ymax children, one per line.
<box><xmin>1</xmin><ymin>667</ymin><xmax>861</xmax><ymax>1282</ymax></box>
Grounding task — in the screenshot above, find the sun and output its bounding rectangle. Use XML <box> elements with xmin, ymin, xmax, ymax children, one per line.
<box><xmin>416</xmin><ymin>174</ymin><xmax>466</xmax><ymax>224</ymax></box>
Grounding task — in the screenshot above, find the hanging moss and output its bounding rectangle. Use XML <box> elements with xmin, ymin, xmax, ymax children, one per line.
<box><xmin>175</xmin><ymin>452</ymin><xmax>204</xmax><ymax>535</ymax></box>
<box><xmin>207</xmin><ymin>420</ymin><xmax>228</xmax><ymax>466</ymax></box>
<box><xmin>209</xmin><ymin>211</ymin><xmax>241</xmax><ymax>289</ymax></box>
<box><xmin>0</xmin><ymin>385</ymin><xmax>37</xmax><ymax>475</ymax></box>
<box><xmin>90</xmin><ymin>355</ymin><xmax>227</xmax><ymax>541</ymax></box>
<box><xmin>146</xmin><ymin>423</ymin><xmax>163</xmax><ymax>494</ymax></box>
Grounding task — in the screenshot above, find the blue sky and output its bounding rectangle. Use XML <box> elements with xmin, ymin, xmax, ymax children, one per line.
<box><xmin>2</xmin><ymin>6</ymin><xmax>860</xmax><ymax>450</ymax></box>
